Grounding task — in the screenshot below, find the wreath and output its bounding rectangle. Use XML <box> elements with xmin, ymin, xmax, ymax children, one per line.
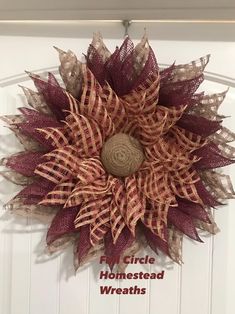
<box><xmin>1</xmin><ymin>33</ymin><xmax>234</xmax><ymax>271</ymax></box>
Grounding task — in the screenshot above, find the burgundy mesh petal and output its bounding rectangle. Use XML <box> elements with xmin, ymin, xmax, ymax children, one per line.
<box><xmin>142</xmin><ymin>224</ymin><xmax>169</xmax><ymax>256</ymax></box>
<box><xmin>18</xmin><ymin>108</ymin><xmax>61</xmax><ymax>127</ymax></box>
<box><xmin>46</xmin><ymin>206</ymin><xmax>79</xmax><ymax>245</ymax></box>
<box><xmin>4</xmin><ymin>152</ymin><xmax>43</xmax><ymax>177</ymax></box>
<box><xmin>76</xmin><ymin>225</ymin><xmax>92</xmax><ymax>265</ymax></box>
<box><xmin>177</xmin><ymin>114</ymin><xmax>222</xmax><ymax>137</ymax></box>
<box><xmin>86</xmin><ymin>37</ymin><xmax>158</xmax><ymax>96</ymax></box>
<box><xmin>168</xmin><ymin>207</ymin><xmax>202</xmax><ymax>242</ymax></box>
<box><xmin>104</xmin><ymin>227</ymin><xmax>134</xmax><ymax>269</ymax></box>
<box><xmin>176</xmin><ymin>198</ymin><xmax>211</xmax><ymax>223</ymax></box>
<box><xmin>48</xmin><ymin>72</ymin><xmax>60</xmax><ymax>87</ymax></box>
<box><xmin>16</xmin><ymin>125</ymin><xmax>52</xmax><ymax>150</ymax></box>
<box><xmin>17</xmin><ymin>178</ymin><xmax>55</xmax><ymax>205</ymax></box>
<box><xmin>16</xmin><ymin>108</ymin><xmax>62</xmax><ymax>150</ymax></box>
<box><xmin>87</xmin><ymin>45</ymin><xmax>106</xmax><ymax>86</ymax></box>
<box><xmin>30</xmin><ymin>74</ymin><xmax>73</xmax><ymax>120</ymax></box>
<box><xmin>195</xmin><ymin>180</ymin><xmax>221</xmax><ymax>207</ymax></box>
<box><xmin>159</xmin><ymin>75</ymin><xmax>204</xmax><ymax>107</ymax></box>
<box><xmin>104</xmin><ymin>37</ymin><xmax>135</xmax><ymax>96</ymax></box>
<box><xmin>104</xmin><ymin>38</ymin><xmax>158</xmax><ymax>96</ymax></box>
<box><xmin>160</xmin><ymin>64</ymin><xmax>175</xmax><ymax>80</ymax></box>
<box><xmin>194</xmin><ymin>142</ymin><xmax>235</xmax><ymax>170</ymax></box>
<box><xmin>132</xmin><ymin>47</ymin><xmax>158</xmax><ymax>90</ymax></box>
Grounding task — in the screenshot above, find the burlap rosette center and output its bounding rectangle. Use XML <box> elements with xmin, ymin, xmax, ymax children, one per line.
<box><xmin>101</xmin><ymin>133</ymin><xmax>144</xmax><ymax>177</ymax></box>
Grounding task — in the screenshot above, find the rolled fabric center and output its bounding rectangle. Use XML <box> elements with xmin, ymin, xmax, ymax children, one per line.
<box><xmin>101</xmin><ymin>133</ymin><xmax>144</xmax><ymax>177</ymax></box>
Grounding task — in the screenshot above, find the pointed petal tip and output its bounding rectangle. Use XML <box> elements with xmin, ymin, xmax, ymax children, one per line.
<box><xmin>53</xmin><ymin>46</ymin><xmax>65</xmax><ymax>54</ymax></box>
<box><xmin>197</xmin><ymin>236</ymin><xmax>204</xmax><ymax>243</ymax></box>
<box><xmin>25</xmin><ymin>70</ymin><xmax>32</xmax><ymax>76</ymax></box>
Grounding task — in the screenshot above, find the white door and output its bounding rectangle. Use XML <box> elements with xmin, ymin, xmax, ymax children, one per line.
<box><xmin>0</xmin><ymin>21</ymin><xmax>235</xmax><ymax>314</ymax></box>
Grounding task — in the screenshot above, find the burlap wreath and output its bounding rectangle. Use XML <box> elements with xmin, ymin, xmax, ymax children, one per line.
<box><xmin>1</xmin><ymin>33</ymin><xmax>235</xmax><ymax>271</ymax></box>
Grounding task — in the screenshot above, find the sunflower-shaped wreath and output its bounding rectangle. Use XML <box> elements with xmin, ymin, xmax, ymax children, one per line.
<box><xmin>1</xmin><ymin>34</ymin><xmax>235</xmax><ymax>270</ymax></box>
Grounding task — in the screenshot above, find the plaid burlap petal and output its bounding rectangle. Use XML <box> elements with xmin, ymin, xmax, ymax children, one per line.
<box><xmin>167</xmin><ymin>226</ymin><xmax>183</xmax><ymax>264</ymax></box>
<box><xmin>86</xmin><ymin>33</ymin><xmax>111</xmax><ymax>87</ymax></box>
<box><xmin>170</xmin><ymin>179</ymin><xmax>202</xmax><ymax>204</ymax></box>
<box><xmin>0</xmin><ymin>114</ymin><xmax>26</xmax><ymax>126</ymax></box>
<box><xmin>159</xmin><ymin>55</ymin><xmax>210</xmax><ymax>108</ymax></box>
<box><xmin>110</xmin><ymin>199</ymin><xmax>126</xmax><ymax>244</ymax></box>
<box><xmin>101</xmin><ymin>82</ymin><xmax>128</xmax><ymax>132</ymax></box>
<box><xmin>74</xmin><ymin>195</ymin><xmax>112</xmax><ymax>246</ymax></box>
<box><xmin>36</xmin><ymin>127</ymin><xmax>70</xmax><ymax>149</ymax></box>
<box><xmin>0</xmin><ymin>170</ymin><xmax>34</xmax><ymax>186</ymax></box>
<box><xmin>194</xmin><ymin>209</ymin><xmax>219</xmax><ymax>235</ymax></box>
<box><xmin>79</xmin><ymin>68</ymin><xmax>115</xmax><ymax>137</ymax></box>
<box><xmin>138</xmin><ymin>163</ymin><xmax>176</xmax><ymax>204</ymax></box>
<box><xmin>109</xmin><ymin>179</ymin><xmax>127</xmax><ymax>243</ymax></box>
<box><xmin>200</xmin><ymin>170</ymin><xmax>235</xmax><ymax>201</ymax></box>
<box><xmin>43</xmin><ymin>146</ymin><xmax>80</xmax><ymax>169</ymax></box>
<box><xmin>214</xmin><ymin>142</ymin><xmax>235</xmax><ymax>159</ymax></box>
<box><xmin>136</xmin><ymin>110</ymin><xmax>168</xmax><ymax>146</ymax></box>
<box><xmin>5</xmin><ymin>198</ymin><xmax>58</xmax><ymax>224</ymax></box>
<box><xmin>211</xmin><ymin>126</ymin><xmax>235</xmax><ymax>144</ymax></box>
<box><xmin>90</xmin><ymin>196</ymin><xmax>112</xmax><ymax>245</ymax></box>
<box><xmin>76</xmin><ymin>158</ymin><xmax>106</xmax><ymax>184</ymax></box>
<box><xmin>39</xmin><ymin>179</ymin><xmax>76</xmax><ymax>206</ymax></box>
<box><xmin>20</xmin><ymin>85</ymin><xmax>53</xmax><ymax>116</ymax></box>
<box><xmin>74</xmin><ymin>197</ymin><xmax>104</xmax><ymax>228</ymax></box>
<box><xmin>121</xmin><ymin>73</ymin><xmax>160</xmax><ymax>115</ymax></box>
<box><xmin>165</xmin><ymin>55</ymin><xmax>210</xmax><ymax>83</ymax></box>
<box><xmin>161</xmin><ymin>105</ymin><xmax>188</xmax><ymax>133</ymax></box>
<box><xmin>65</xmin><ymin>176</ymin><xmax>113</xmax><ymax>208</ymax></box>
<box><xmin>188</xmin><ymin>91</ymin><xmax>227</xmax><ymax>119</ymax></box>
<box><xmin>170</xmin><ymin>126</ymin><xmax>207</xmax><ymax>152</ymax></box>
<box><xmin>35</xmin><ymin>161</ymin><xmax>74</xmax><ymax>184</ymax></box>
<box><xmin>54</xmin><ymin>47</ymin><xmax>83</xmax><ymax>98</ymax></box>
<box><xmin>170</xmin><ymin>167</ymin><xmax>200</xmax><ymax>185</ymax></box>
<box><xmin>86</xmin><ymin>37</ymin><xmax>109</xmax><ymax>87</ymax></box>
<box><xmin>132</xmin><ymin>33</ymin><xmax>150</xmax><ymax>76</ymax></box>
<box><xmin>145</xmin><ymin>137</ymin><xmax>200</xmax><ymax>171</ymax></box>
<box><xmin>4</xmin><ymin>124</ymin><xmax>42</xmax><ymax>151</ymax></box>
<box><xmin>124</xmin><ymin>176</ymin><xmax>145</xmax><ymax>234</ymax></box>
<box><xmin>64</xmin><ymin>112</ymin><xmax>103</xmax><ymax>156</ymax></box>
<box><xmin>90</xmin><ymin>32</ymin><xmax>111</xmax><ymax>63</ymax></box>
<box><xmin>42</xmin><ymin>148</ymin><xmax>106</xmax><ymax>187</ymax></box>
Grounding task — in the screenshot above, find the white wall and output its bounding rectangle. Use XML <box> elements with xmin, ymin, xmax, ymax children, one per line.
<box><xmin>0</xmin><ymin>22</ymin><xmax>235</xmax><ymax>314</ymax></box>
